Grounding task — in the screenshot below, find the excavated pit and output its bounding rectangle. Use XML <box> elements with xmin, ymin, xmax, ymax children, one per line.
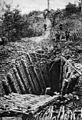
<box><xmin>0</xmin><ymin>52</ymin><xmax>64</xmax><ymax>96</ymax></box>
<box><xmin>0</xmin><ymin>51</ymin><xmax>82</xmax><ymax>120</ymax></box>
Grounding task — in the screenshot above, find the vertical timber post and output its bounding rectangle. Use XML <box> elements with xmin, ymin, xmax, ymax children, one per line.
<box><xmin>0</xmin><ymin>117</ymin><xmax>2</xmax><ymax>120</ymax></box>
<box><xmin>48</xmin><ymin>0</ymin><xmax>50</xmax><ymax>10</ymax></box>
<box><xmin>81</xmin><ymin>0</ymin><xmax>82</xmax><ymax>15</ymax></box>
<box><xmin>79</xmin><ymin>0</ymin><xmax>82</xmax><ymax>15</ymax></box>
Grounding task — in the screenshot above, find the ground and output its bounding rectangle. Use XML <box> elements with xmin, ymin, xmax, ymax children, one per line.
<box><xmin>0</xmin><ymin>14</ymin><xmax>82</xmax><ymax>87</ymax></box>
<box><xmin>0</xmin><ymin>17</ymin><xmax>52</xmax><ymax>75</ymax></box>
<box><xmin>1</xmin><ymin>12</ymin><xmax>82</xmax><ymax>120</ymax></box>
<box><xmin>0</xmin><ymin>17</ymin><xmax>54</xmax><ymax>120</ymax></box>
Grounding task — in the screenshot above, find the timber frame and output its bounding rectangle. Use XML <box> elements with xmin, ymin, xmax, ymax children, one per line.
<box><xmin>0</xmin><ymin>54</ymin><xmax>82</xmax><ymax>119</ymax></box>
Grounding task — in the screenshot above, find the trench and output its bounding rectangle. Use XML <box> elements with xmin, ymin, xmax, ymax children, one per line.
<box><xmin>0</xmin><ymin>52</ymin><xmax>81</xmax><ymax>120</ymax></box>
<box><xmin>1</xmin><ymin>53</ymin><xmax>64</xmax><ymax>96</ymax></box>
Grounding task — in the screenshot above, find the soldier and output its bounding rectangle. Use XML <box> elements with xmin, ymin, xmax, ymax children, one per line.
<box><xmin>59</xmin><ymin>24</ymin><xmax>63</xmax><ymax>31</ymax></box>
<box><xmin>43</xmin><ymin>12</ymin><xmax>47</xmax><ymax>19</ymax></box>
<box><xmin>0</xmin><ymin>36</ymin><xmax>7</xmax><ymax>45</ymax></box>
<box><xmin>44</xmin><ymin>24</ymin><xmax>47</xmax><ymax>31</ymax></box>
<box><xmin>67</xmin><ymin>73</ymin><xmax>79</xmax><ymax>94</ymax></box>
<box><xmin>61</xmin><ymin>79</ymin><xmax>69</xmax><ymax>95</ymax></box>
<box><xmin>65</xmin><ymin>30</ymin><xmax>70</xmax><ymax>41</ymax></box>
<box><xmin>55</xmin><ymin>31</ymin><xmax>60</xmax><ymax>41</ymax></box>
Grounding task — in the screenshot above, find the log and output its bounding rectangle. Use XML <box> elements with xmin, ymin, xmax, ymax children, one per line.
<box><xmin>13</xmin><ymin>67</ymin><xmax>26</xmax><ymax>94</ymax></box>
<box><xmin>27</xmin><ymin>54</ymin><xmax>49</xmax><ymax>88</ymax></box>
<box><xmin>25</xmin><ymin>54</ymin><xmax>41</xmax><ymax>94</ymax></box>
<box><xmin>15</xmin><ymin>63</ymin><xmax>29</xmax><ymax>93</ymax></box>
<box><xmin>2</xmin><ymin>79</ymin><xmax>11</xmax><ymax>95</ymax></box>
<box><xmin>59</xmin><ymin>58</ymin><xmax>63</xmax><ymax>91</ymax></box>
<box><xmin>0</xmin><ymin>93</ymin><xmax>75</xmax><ymax>119</ymax></box>
<box><xmin>7</xmin><ymin>73</ymin><xmax>17</xmax><ymax>93</ymax></box>
<box><xmin>28</xmin><ymin>65</ymin><xmax>41</xmax><ymax>94</ymax></box>
<box><xmin>61</xmin><ymin>56</ymin><xmax>82</xmax><ymax>75</ymax></box>
<box><xmin>34</xmin><ymin>68</ymin><xmax>46</xmax><ymax>93</ymax></box>
<box><xmin>30</xmin><ymin>52</ymin><xmax>49</xmax><ymax>87</ymax></box>
<box><xmin>41</xmin><ymin>64</ymin><xmax>50</xmax><ymax>87</ymax></box>
<box><xmin>21</xmin><ymin>59</ymin><xmax>36</xmax><ymax>94</ymax></box>
<box><xmin>29</xmin><ymin>53</ymin><xmax>46</xmax><ymax>93</ymax></box>
<box><xmin>34</xmin><ymin>53</ymin><xmax>46</xmax><ymax>90</ymax></box>
<box><xmin>10</xmin><ymin>69</ymin><xmax>21</xmax><ymax>94</ymax></box>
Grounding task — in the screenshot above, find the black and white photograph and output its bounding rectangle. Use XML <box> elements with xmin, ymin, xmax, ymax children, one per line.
<box><xmin>0</xmin><ymin>0</ymin><xmax>82</xmax><ymax>119</ymax></box>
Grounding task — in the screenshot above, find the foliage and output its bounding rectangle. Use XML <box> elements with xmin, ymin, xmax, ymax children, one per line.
<box><xmin>21</xmin><ymin>12</ymin><xmax>43</xmax><ymax>38</ymax></box>
<box><xmin>28</xmin><ymin>10</ymin><xmax>41</xmax><ymax>17</ymax></box>
<box><xmin>2</xmin><ymin>4</ymin><xmax>24</xmax><ymax>42</ymax></box>
<box><xmin>48</xmin><ymin>9</ymin><xmax>63</xmax><ymax>27</ymax></box>
<box><xmin>22</xmin><ymin>24</ymin><xmax>43</xmax><ymax>38</ymax></box>
<box><xmin>65</xmin><ymin>3</ymin><xmax>79</xmax><ymax>16</ymax></box>
<box><xmin>1</xmin><ymin>5</ymin><xmax>48</xmax><ymax>40</ymax></box>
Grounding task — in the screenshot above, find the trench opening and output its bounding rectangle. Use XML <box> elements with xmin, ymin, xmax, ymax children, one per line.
<box><xmin>1</xmin><ymin>53</ymin><xmax>65</xmax><ymax>96</ymax></box>
<box><xmin>0</xmin><ymin>53</ymin><xmax>81</xmax><ymax>119</ymax></box>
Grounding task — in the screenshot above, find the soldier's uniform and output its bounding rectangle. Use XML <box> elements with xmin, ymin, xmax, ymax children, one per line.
<box><xmin>65</xmin><ymin>30</ymin><xmax>70</xmax><ymax>41</ymax></box>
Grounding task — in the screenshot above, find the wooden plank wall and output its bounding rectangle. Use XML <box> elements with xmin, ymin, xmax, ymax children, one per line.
<box><xmin>0</xmin><ymin>53</ymin><xmax>50</xmax><ymax>95</ymax></box>
<box><xmin>0</xmin><ymin>53</ymin><xmax>64</xmax><ymax>96</ymax></box>
<box><xmin>49</xmin><ymin>58</ymin><xmax>64</xmax><ymax>92</ymax></box>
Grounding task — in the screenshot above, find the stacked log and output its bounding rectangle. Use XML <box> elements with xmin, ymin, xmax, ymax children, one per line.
<box><xmin>29</xmin><ymin>52</ymin><xmax>46</xmax><ymax>93</ymax></box>
<box><xmin>9</xmin><ymin>68</ymin><xmax>22</xmax><ymax>94</ymax></box>
<box><xmin>1</xmin><ymin>53</ymin><xmax>81</xmax><ymax>96</ymax></box>
<box><xmin>21</xmin><ymin>59</ymin><xmax>36</xmax><ymax>94</ymax></box>
<box><xmin>0</xmin><ymin>93</ymin><xmax>57</xmax><ymax>117</ymax></box>
<box><xmin>7</xmin><ymin>73</ymin><xmax>17</xmax><ymax>93</ymax></box>
<box><xmin>0</xmin><ymin>93</ymin><xmax>78</xmax><ymax>120</ymax></box>
<box><xmin>12</xmin><ymin>66</ymin><xmax>26</xmax><ymax>94</ymax></box>
<box><xmin>15</xmin><ymin>62</ymin><xmax>29</xmax><ymax>93</ymax></box>
<box><xmin>0</xmin><ymin>53</ymin><xmax>71</xmax><ymax>96</ymax></box>
<box><xmin>2</xmin><ymin>79</ymin><xmax>11</xmax><ymax>95</ymax></box>
<box><xmin>34</xmin><ymin>52</ymin><xmax>50</xmax><ymax>87</ymax></box>
<box><xmin>23</xmin><ymin>54</ymin><xmax>41</xmax><ymax>94</ymax></box>
<box><xmin>0</xmin><ymin>52</ymin><xmax>50</xmax><ymax>95</ymax></box>
<box><xmin>0</xmin><ymin>75</ymin><xmax>6</xmax><ymax>96</ymax></box>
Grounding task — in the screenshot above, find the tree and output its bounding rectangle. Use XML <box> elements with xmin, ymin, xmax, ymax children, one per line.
<box><xmin>2</xmin><ymin>4</ymin><xmax>24</xmax><ymax>42</ymax></box>
<box><xmin>65</xmin><ymin>2</ymin><xmax>78</xmax><ymax>15</ymax></box>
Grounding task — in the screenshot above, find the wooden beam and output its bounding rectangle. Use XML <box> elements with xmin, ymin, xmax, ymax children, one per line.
<box><xmin>61</xmin><ymin>56</ymin><xmax>82</xmax><ymax>75</ymax></box>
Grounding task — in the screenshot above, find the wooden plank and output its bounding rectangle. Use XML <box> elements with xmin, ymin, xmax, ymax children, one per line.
<box><xmin>28</xmin><ymin>53</ymin><xmax>49</xmax><ymax>88</ymax></box>
<box><xmin>2</xmin><ymin>79</ymin><xmax>11</xmax><ymax>95</ymax></box>
<box><xmin>10</xmin><ymin>69</ymin><xmax>21</xmax><ymax>94</ymax></box>
<box><xmin>16</xmin><ymin>60</ymin><xmax>33</xmax><ymax>94</ymax></box>
<box><xmin>21</xmin><ymin>59</ymin><xmax>36</xmax><ymax>94</ymax></box>
<box><xmin>61</xmin><ymin>56</ymin><xmax>82</xmax><ymax>75</ymax></box>
<box><xmin>7</xmin><ymin>73</ymin><xmax>17</xmax><ymax>93</ymax></box>
<box><xmin>24</xmin><ymin>54</ymin><xmax>41</xmax><ymax>94</ymax></box>
<box><xmin>59</xmin><ymin>58</ymin><xmax>63</xmax><ymax>91</ymax></box>
<box><xmin>15</xmin><ymin>63</ymin><xmax>29</xmax><ymax>93</ymax></box>
<box><xmin>29</xmin><ymin>53</ymin><xmax>44</xmax><ymax>93</ymax></box>
<box><xmin>13</xmin><ymin>67</ymin><xmax>26</xmax><ymax>94</ymax></box>
<box><xmin>0</xmin><ymin>75</ymin><xmax>5</xmax><ymax>96</ymax></box>
<box><xmin>0</xmin><ymin>93</ymin><xmax>75</xmax><ymax>119</ymax></box>
<box><xmin>27</xmin><ymin>65</ymin><xmax>41</xmax><ymax>94</ymax></box>
<box><xmin>0</xmin><ymin>93</ymin><xmax>57</xmax><ymax>117</ymax></box>
<box><xmin>30</xmin><ymin>53</ymin><xmax>46</xmax><ymax>91</ymax></box>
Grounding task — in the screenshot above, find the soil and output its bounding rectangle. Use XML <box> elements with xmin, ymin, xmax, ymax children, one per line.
<box><xmin>1</xmin><ymin>14</ymin><xmax>82</xmax><ymax>120</ymax></box>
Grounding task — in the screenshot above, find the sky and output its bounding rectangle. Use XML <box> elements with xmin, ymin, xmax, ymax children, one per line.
<box><xmin>0</xmin><ymin>0</ymin><xmax>79</xmax><ymax>14</ymax></box>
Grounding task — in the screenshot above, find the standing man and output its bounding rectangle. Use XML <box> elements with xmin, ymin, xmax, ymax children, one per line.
<box><xmin>65</xmin><ymin>30</ymin><xmax>70</xmax><ymax>41</ymax></box>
